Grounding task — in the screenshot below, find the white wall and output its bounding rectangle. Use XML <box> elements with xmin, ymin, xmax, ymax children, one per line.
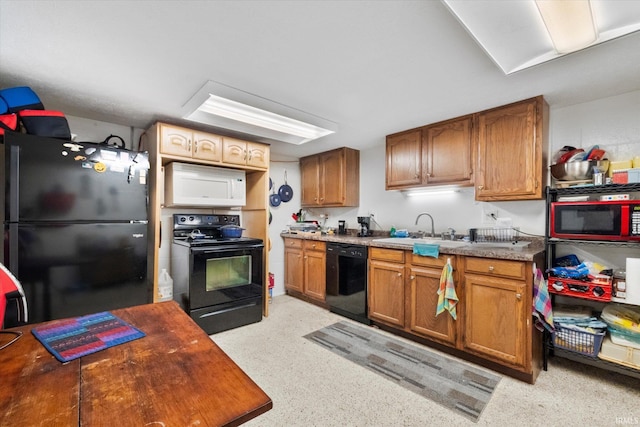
<box><xmin>66</xmin><ymin>116</ymin><xmax>144</xmax><ymax>150</ymax></box>
<box><xmin>267</xmin><ymin>161</ymin><xmax>302</xmax><ymax>297</ymax></box>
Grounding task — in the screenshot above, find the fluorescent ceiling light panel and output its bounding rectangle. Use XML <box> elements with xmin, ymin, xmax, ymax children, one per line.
<box><xmin>442</xmin><ymin>0</ymin><xmax>640</xmax><ymax>74</ymax></box>
<box><xmin>535</xmin><ymin>0</ymin><xmax>597</xmax><ymax>54</ymax></box>
<box><xmin>183</xmin><ymin>81</ymin><xmax>337</xmax><ymax>145</ymax></box>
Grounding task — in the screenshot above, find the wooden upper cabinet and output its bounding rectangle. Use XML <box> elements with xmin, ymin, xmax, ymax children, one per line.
<box><xmin>475</xmin><ymin>96</ymin><xmax>548</xmax><ymax>201</ymax></box>
<box><xmin>424</xmin><ymin>115</ymin><xmax>473</xmax><ymax>186</ymax></box>
<box><xmin>386</xmin><ymin>129</ymin><xmax>422</xmax><ymax>189</ymax></box>
<box><xmin>300</xmin><ymin>147</ymin><xmax>359</xmax><ymax>207</ymax></box>
<box><xmin>222</xmin><ymin>137</ymin><xmax>269</xmax><ymax>170</ymax></box>
<box><xmin>386</xmin><ymin>117</ymin><xmax>473</xmax><ymax>190</ymax></box>
<box><xmin>300</xmin><ymin>155</ymin><xmax>320</xmax><ymax>206</ymax></box>
<box><xmin>385</xmin><ymin>96</ymin><xmax>546</xmax><ymax>201</ymax></box>
<box><xmin>160</xmin><ymin>124</ymin><xmax>222</xmax><ymax>162</ymax></box>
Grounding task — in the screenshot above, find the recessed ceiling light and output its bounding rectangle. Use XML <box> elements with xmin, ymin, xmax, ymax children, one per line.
<box><xmin>182</xmin><ymin>81</ymin><xmax>337</xmax><ymax>145</ymax></box>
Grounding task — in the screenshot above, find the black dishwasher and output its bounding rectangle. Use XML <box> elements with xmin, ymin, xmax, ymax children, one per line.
<box><xmin>325</xmin><ymin>242</ymin><xmax>370</xmax><ymax>325</ymax></box>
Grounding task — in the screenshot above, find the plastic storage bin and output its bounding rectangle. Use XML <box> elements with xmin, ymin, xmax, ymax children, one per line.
<box><xmin>553</xmin><ymin>323</ymin><xmax>606</xmax><ymax>357</ymax></box>
<box><xmin>598</xmin><ymin>336</ymin><xmax>640</xmax><ymax>369</ymax></box>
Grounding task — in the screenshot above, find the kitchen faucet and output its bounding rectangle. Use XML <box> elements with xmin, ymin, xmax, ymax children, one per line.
<box><xmin>414</xmin><ymin>213</ymin><xmax>435</xmax><ymax>237</ymax></box>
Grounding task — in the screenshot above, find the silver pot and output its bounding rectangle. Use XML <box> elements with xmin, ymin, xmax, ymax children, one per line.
<box><xmin>550</xmin><ymin>159</ymin><xmax>610</xmax><ymax>181</ymax></box>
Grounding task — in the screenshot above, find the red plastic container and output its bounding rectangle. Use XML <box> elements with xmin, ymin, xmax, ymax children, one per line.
<box><xmin>548</xmin><ymin>276</ymin><xmax>612</xmax><ymax>302</ymax></box>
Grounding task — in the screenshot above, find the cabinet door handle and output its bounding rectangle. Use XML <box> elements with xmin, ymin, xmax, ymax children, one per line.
<box><xmin>304</xmin><ymin>256</ymin><xmax>308</xmax><ymax>259</ymax></box>
<box><xmin>397</xmin><ymin>273</ymin><xmax>402</xmax><ymax>277</ymax></box>
<box><xmin>244</xmin><ymin>149</ymin><xmax>248</xmax><ymax>160</ymax></box>
<box><xmin>410</xmin><ymin>275</ymin><xmax>415</xmax><ymax>280</ymax></box>
<box><xmin>248</xmin><ymin>151</ymin><xmax>253</xmax><ymax>160</ymax></box>
<box><xmin>488</xmin><ymin>266</ymin><xmax>494</xmax><ymax>272</ymax></box>
<box><xmin>194</xmin><ymin>141</ymin><xmax>198</xmax><ymax>153</ymax></box>
<box><xmin>516</xmin><ymin>293</ymin><xmax>522</xmax><ymax>300</ymax></box>
<box><xmin>478</xmin><ymin>185</ymin><xmax>484</xmax><ymax>190</ymax></box>
<box><xmin>187</xmin><ymin>139</ymin><xmax>192</xmax><ymax>151</ymax></box>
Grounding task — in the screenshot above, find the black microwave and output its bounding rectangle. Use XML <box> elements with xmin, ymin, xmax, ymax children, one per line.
<box><xmin>550</xmin><ymin>200</ymin><xmax>640</xmax><ymax>241</ymax></box>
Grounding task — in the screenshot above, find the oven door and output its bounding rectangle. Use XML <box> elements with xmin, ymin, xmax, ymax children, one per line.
<box><xmin>189</xmin><ymin>243</ymin><xmax>264</xmax><ymax>309</ymax></box>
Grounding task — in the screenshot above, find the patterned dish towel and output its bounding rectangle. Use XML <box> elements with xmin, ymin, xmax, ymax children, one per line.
<box><xmin>436</xmin><ymin>261</ymin><xmax>458</xmax><ymax>320</ymax></box>
<box><xmin>532</xmin><ymin>268</ymin><xmax>554</xmax><ymax>332</ymax></box>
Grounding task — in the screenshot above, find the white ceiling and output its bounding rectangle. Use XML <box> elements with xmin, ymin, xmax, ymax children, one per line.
<box><xmin>1</xmin><ymin>0</ymin><xmax>639</xmax><ymax>161</ymax></box>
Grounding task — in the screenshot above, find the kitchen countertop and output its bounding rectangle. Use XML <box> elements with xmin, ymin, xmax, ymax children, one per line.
<box><xmin>280</xmin><ymin>232</ymin><xmax>545</xmax><ymax>262</ymax></box>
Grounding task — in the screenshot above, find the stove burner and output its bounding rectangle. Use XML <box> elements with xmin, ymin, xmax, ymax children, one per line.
<box><xmin>173</xmin><ymin>214</ymin><xmax>262</xmax><ymax>248</ymax></box>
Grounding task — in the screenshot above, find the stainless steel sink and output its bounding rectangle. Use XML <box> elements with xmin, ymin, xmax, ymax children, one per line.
<box><xmin>371</xmin><ymin>237</ymin><xmax>531</xmax><ymax>250</ymax></box>
<box><xmin>371</xmin><ymin>237</ymin><xmax>469</xmax><ymax>248</ymax></box>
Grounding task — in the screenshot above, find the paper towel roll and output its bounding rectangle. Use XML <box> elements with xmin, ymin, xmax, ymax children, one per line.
<box><xmin>623</xmin><ymin>258</ymin><xmax>640</xmax><ymax>306</ymax></box>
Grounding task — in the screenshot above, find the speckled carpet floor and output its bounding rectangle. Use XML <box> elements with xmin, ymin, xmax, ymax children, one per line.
<box><xmin>305</xmin><ymin>321</ymin><xmax>501</xmax><ymax>423</ymax></box>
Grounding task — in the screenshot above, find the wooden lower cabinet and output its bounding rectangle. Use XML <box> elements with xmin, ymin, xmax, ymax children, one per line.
<box><xmin>283</xmin><ymin>238</ymin><xmax>326</xmax><ymax>302</ymax></box>
<box><xmin>303</xmin><ymin>241</ymin><xmax>326</xmax><ymax>301</ymax></box>
<box><xmin>409</xmin><ymin>264</ymin><xmax>457</xmax><ymax>346</ymax></box>
<box><xmin>284</xmin><ymin>239</ymin><xmax>304</xmax><ymax>294</ymax></box>
<box><xmin>367</xmin><ymin>248</ymin><xmax>542</xmax><ymax>383</ymax></box>
<box><xmin>368</xmin><ymin>258</ymin><xmax>405</xmax><ymax>328</ymax></box>
<box><xmin>463</xmin><ymin>273</ymin><xmax>527</xmax><ymax>367</ymax></box>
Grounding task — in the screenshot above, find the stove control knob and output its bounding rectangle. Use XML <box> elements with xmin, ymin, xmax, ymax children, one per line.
<box><xmin>179</xmin><ymin>216</ymin><xmax>187</xmax><ymax>223</ymax></box>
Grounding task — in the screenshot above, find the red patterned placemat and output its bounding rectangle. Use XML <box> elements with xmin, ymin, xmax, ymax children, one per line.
<box><xmin>32</xmin><ymin>311</ymin><xmax>145</xmax><ymax>362</ymax></box>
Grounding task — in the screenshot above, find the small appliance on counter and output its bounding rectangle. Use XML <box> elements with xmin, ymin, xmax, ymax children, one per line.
<box><xmin>338</xmin><ymin>220</ymin><xmax>347</xmax><ymax>235</ymax></box>
<box><xmin>357</xmin><ymin>216</ymin><xmax>372</xmax><ymax>237</ymax></box>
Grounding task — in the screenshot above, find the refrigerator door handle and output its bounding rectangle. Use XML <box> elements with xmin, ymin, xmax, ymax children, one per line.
<box><xmin>8</xmin><ymin>144</ymin><xmax>20</xmax><ymax>223</ymax></box>
<box><xmin>8</xmin><ymin>223</ymin><xmax>19</xmax><ymax>273</ymax></box>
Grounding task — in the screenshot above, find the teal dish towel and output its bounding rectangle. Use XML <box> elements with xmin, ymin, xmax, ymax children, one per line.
<box><xmin>413</xmin><ymin>243</ymin><xmax>440</xmax><ymax>258</ymax></box>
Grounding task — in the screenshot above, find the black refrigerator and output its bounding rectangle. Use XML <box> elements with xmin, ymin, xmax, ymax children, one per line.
<box><xmin>2</xmin><ymin>132</ymin><xmax>151</xmax><ymax>326</ymax></box>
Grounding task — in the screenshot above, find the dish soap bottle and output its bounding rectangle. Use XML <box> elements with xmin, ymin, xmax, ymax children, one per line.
<box><xmin>158</xmin><ymin>269</ymin><xmax>173</xmax><ymax>302</ymax></box>
<box><xmin>390</xmin><ymin>226</ymin><xmax>396</xmax><ymax>237</ymax></box>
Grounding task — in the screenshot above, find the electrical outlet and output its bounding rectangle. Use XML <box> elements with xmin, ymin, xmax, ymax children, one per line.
<box><xmin>481</xmin><ymin>206</ymin><xmax>498</xmax><ymax>224</ymax></box>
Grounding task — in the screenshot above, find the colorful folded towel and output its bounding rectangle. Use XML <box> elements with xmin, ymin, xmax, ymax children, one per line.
<box><xmin>413</xmin><ymin>243</ymin><xmax>439</xmax><ymax>258</ymax></box>
<box><xmin>532</xmin><ymin>268</ymin><xmax>554</xmax><ymax>333</ymax></box>
<box><xmin>436</xmin><ymin>261</ymin><xmax>458</xmax><ymax>320</ymax></box>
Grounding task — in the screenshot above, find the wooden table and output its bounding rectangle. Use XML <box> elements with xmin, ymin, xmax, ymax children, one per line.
<box><xmin>0</xmin><ymin>301</ymin><xmax>272</xmax><ymax>426</ymax></box>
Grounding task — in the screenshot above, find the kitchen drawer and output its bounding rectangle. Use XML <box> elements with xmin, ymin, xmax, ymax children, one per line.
<box><xmin>370</xmin><ymin>247</ymin><xmax>405</xmax><ymax>263</ymax></box>
<box><xmin>284</xmin><ymin>238</ymin><xmax>303</xmax><ymax>249</ymax></box>
<box><xmin>411</xmin><ymin>253</ymin><xmax>455</xmax><ymax>270</ymax></box>
<box><xmin>464</xmin><ymin>257</ymin><xmax>525</xmax><ymax>280</ymax></box>
<box><xmin>303</xmin><ymin>240</ymin><xmax>326</xmax><ymax>251</ymax></box>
